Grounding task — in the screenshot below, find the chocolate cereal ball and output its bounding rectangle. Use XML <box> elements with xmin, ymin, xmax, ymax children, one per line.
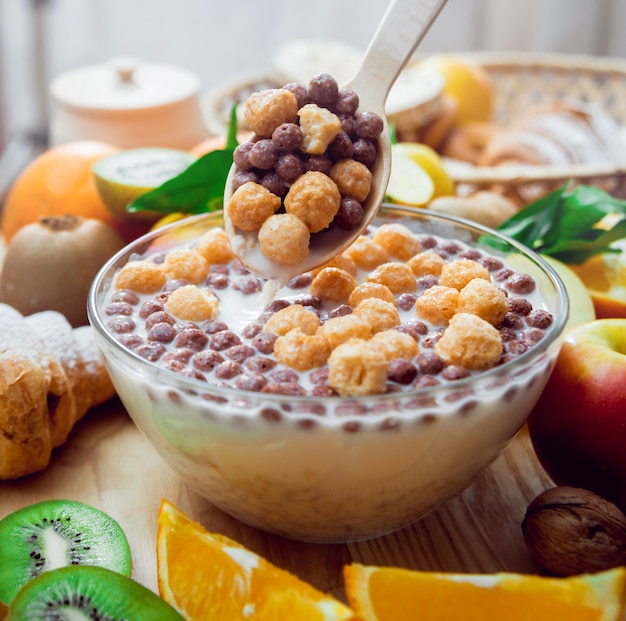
<box><xmin>257</xmin><ymin>213</ymin><xmax>310</xmax><ymax>265</ymax></box>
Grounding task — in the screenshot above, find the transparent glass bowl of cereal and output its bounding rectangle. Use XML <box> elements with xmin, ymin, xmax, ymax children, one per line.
<box><xmin>88</xmin><ymin>205</ymin><xmax>568</xmax><ymax>543</ymax></box>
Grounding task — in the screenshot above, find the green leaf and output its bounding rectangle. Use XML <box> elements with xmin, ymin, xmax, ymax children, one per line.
<box><xmin>128</xmin><ymin>105</ymin><xmax>239</xmax><ymax>216</ymax></box>
<box><xmin>497</xmin><ymin>183</ymin><xmax>626</xmax><ymax>264</ymax></box>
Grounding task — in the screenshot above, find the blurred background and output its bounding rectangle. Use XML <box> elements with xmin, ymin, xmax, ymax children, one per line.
<box><xmin>1</xmin><ymin>0</ymin><xmax>626</xmax><ymax>192</ymax></box>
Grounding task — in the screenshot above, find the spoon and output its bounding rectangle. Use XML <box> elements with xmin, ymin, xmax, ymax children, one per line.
<box><xmin>223</xmin><ymin>0</ymin><xmax>448</xmax><ymax>284</ymax></box>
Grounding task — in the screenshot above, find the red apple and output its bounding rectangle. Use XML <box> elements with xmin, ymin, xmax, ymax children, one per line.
<box><xmin>527</xmin><ymin>318</ymin><xmax>626</xmax><ymax>511</ymax></box>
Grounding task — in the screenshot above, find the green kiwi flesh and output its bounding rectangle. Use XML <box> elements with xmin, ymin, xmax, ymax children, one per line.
<box><xmin>0</xmin><ymin>500</ymin><xmax>132</xmax><ymax>604</ymax></box>
<box><xmin>9</xmin><ymin>565</ymin><xmax>185</xmax><ymax>621</ymax></box>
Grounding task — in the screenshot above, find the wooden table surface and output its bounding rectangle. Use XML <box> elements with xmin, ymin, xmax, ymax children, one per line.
<box><xmin>0</xmin><ymin>396</ymin><xmax>553</xmax><ymax>601</ymax></box>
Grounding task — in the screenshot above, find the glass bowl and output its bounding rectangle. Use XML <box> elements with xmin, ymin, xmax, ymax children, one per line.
<box><xmin>88</xmin><ymin>205</ymin><xmax>568</xmax><ymax>542</ymax></box>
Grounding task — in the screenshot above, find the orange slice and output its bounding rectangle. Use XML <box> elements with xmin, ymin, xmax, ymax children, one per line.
<box><xmin>156</xmin><ymin>500</ymin><xmax>357</xmax><ymax>621</ymax></box>
<box><xmin>343</xmin><ymin>563</ymin><xmax>626</xmax><ymax>621</ymax></box>
<box><xmin>570</xmin><ymin>252</ymin><xmax>626</xmax><ymax>319</ymax></box>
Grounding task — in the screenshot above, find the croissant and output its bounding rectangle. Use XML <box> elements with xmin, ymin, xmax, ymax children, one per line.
<box><xmin>0</xmin><ymin>303</ymin><xmax>116</xmax><ymax>480</ymax></box>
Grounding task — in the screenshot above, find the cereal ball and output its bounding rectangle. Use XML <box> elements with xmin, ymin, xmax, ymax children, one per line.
<box><xmin>344</xmin><ymin>235</ymin><xmax>390</xmax><ymax>269</ymax></box>
<box><xmin>274</xmin><ymin>328</ymin><xmax>330</xmax><ymax>371</ymax></box>
<box><xmin>243</xmin><ymin>88</ymin><xmax>299</xmax><ymax>137</ymax></box>
<box><xmin>435</xmin><ymin>312</ymin><xmax>503</xmax><ymax>370</ymax></box>
<box><xmin>310</xmin><ymin>267</ymin><xmax>357</xmax><ymax>302</ymax></box>
<box><xmin>408</xmin><ymin>250</ymin><xmax>445</xmax><ymax>277</ymax></box>
<box><xmin>318</xmin><ymin>314</ymin><xmax>372</xmax><ymax>349</ymax></box>
<box><xmin>372</xmin><ymin>223</ymin><xmax>422</xmax><ymax>261</ymax></box>
<box><xmin>284</xmin><ymin>171</ymin><xmax>341</xmax><ymax>233</ymax></box>
<box><xmin>164</xmin><ymin>285</ymin><xmax>219</xmax><ymax>322</ymax></box>
<box><xmin>194</xmin><ymin>227</ymin><xmax>235</xmax><ymax>265</ymax></box>
<box><xmin>258</xmin><ymin>213</ymin><xmax>310</xmax><ymax>265</ymax></box>
<box><xmin>264</xmin><ymin>304</ymin><xmax>320</xmax><ymax>336</ymax></box>
<box><xmin>227</xmin><ymin>182</ymin><xmax>281</xmax><ymax>232</ymax></box>
<box><xmin>162</xmin><ymin>249</ymin><xmax>209</xmax><ymax>285</ymax></box>
<box><xmin>366</xmin><ymin>262</ymin><xmax>416</xmax><ymax>294</ymax></box>
<box><xmin>115</xmin><ymin>260</ymin><xmax>165</xmax><ymax>294</ymax></box>
<box><xmin>440</xmin><ymin>258</ymin><xmax>490</xmax><ymax>290</ymax></box>
<box><xmin>370</xmin><ymin>329</ymin><xmax>419</xmax><ymax>361</ymax></box>
<box><xmin>348</xmin><ymin>282</ymin><xmax>396</xmax><ymax>308</ymax></box>
<box><xmin>297</xmin><ymin>103</ymin><xmax>342</xmax><ymax>154</ymax></box>
<box><xmin>458</xmin><ymin>278</ymin><xmax>509</xmax><ymax>326</ymax></box>
<box><xmin>310</xmin><ymin>253</ymin><xmax>357</xmax><ymax>278</ymax></box>
<box><xmin>330</xmin><ymin>159</ymin><xmax>372</xmax><ymax>203</ymax></box>
<box><xmin>328</xmin><ymin>339</ymin><xmax>388</xmax><ymax>397</ymax></box>
<box><xmin>415</xmin><ymin>285</ymin><xmax>459</xmax><ymax>325</ymax></box>
<box><xmin>353</xmin><ymin>298</ymin><xmax>400</xmax><ymax>333</ymax></box>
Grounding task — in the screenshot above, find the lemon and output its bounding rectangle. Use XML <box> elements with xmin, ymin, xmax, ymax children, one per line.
<box><xmin>393</xmin><ymin>142</ymin><xmax>455</xmax><ymax>199</ymax></box>
<box><xmin>541</xmin><ymin>255</ymin><xmax>596</xmax><ymax>330</ymax></box>
<box><xmin>93</xmin><ymin>148</ymin><xmax>196</xmax><ymax>222</ymax></box>
<box><xmin>418</xmin><ymin>54</ymin><xmax>494</xmax><ymax>126</ymax></box>
<box><xmin>386</xmin><ymin>146</ymin><xmax>435</xmax><ymax>207</ymax></box>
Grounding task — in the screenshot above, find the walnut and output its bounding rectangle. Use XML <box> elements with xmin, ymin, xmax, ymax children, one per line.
<box><xmin>522</xmin><ymin>486</ymin><xmax>626</xmax><ymax>576</ymax></box>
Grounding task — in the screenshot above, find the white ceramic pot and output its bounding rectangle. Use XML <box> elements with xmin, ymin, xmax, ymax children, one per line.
<box><xmin>49</xmin><ymin>57</ymin><xmax>209</xmax><ymax>149</ymax></box>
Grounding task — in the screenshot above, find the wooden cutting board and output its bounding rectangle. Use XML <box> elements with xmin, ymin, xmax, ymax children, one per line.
<box><xmin>0</xmin><ymin>396</ymin><xmax>553</xmax><ymax>601</ymax></box>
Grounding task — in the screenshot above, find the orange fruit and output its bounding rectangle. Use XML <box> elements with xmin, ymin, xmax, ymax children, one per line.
<box><xmin>570</xmin><ymin>252</ymin><xmax>626</xmax><ymax>319</ymax></box>
<box><xmin>1</xmin><ymin>140</ymin><xmax>148</xmax><ymax>244</ymax></box>
<box><xmin>189</xmin><ymin>132</ymin><xmax>253</xmax><ymax>157</ymax></box>
<box><xmin>156</xmin><ymin>500</ymin><xmax>356</xmax><ymax>621</ymax></box>
<box><xmin>344</xmin><ymin>563</ymin><xmax>626</xmax><ymax>621</ymax></box>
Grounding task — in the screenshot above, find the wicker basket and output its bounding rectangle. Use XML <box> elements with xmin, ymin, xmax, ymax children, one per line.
<box><xmin>441</xmin><ymin>52</ymin><xmax>626</xmax><ymax>201</ymax></box>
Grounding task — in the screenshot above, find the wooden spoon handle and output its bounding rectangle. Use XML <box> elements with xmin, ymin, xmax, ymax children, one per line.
<box><xmin>347</xmin><ymin>0</ymin><xmax>448</xmax><ymax>111</ymax></box>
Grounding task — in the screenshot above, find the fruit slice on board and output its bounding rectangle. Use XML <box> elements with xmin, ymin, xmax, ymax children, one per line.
<box><xmin>570</xmin><ymin>251</ymin><xmax>626</xmax><ymax>319</ymax></box>
<box><xmin>343</xmin><ymin>563</ymin><xmax>626</xmax><ymax>621</ymax></box>
<box><xmin>93</xmin><ymin>147</ymin><xmax>196</xmax><ymax>221</ymax></box>
<box><xmin>0</xmin><ymin>499</ymin><xmax>132</xmax><ymax>604</ymax></box>
<box><xmin>8</xmin><ymin>565</ymin><xmax>185</xmax><ymax>621</ymax></box>
<box><xmin>156</xmin><ymin>499</ymin><xmax>356</xmax><ymax>621</ymax></box>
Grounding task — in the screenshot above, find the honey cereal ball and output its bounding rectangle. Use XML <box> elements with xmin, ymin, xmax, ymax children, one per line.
<box><xmin>370</xmin><ymin>329</ymin><xmax>419</xmax><ymax>361</ymax></box>
<box><xmin>348</xmin><ymin>282</ymin><xmax>396</xmax><ymax>308</ymax></box>
<box><xmin>414</xmin><ymin>285</ymin><xmax>459</xmax><ymax>325</ymax></box>
<box><xmin>274</xmin><ymin>328</ymin><xmax>331</xmax><ymax>371</ymax></box>
<box><xmin>115</xmin><ymin>260</ymin><xmax>166</xmax><ymax>294</ymax></box>
<box><xmin>310</xmin><ymin>267</ymin><xmax>357</xmax><ymax>302</ymax></box>
<box><xmin>258</xmin><ymin>213</ymin><xmax>310</xmax><ymax>265</ymax></box>
<box><xmin>344</xmin><ymin>235</ymin><xmax>390</xmax><ymax>269</ymax></box>
<box><xmin>366</xmin><ymin>262</ymin><xmax>416</xmax><ymax>294</ymax></box>
<box><xmin>328</xmin><ymin>339</ymin><xmax>389</xmax><ymax>397</ymax></box>
<box><xmin>227</xmin><ymin>182</ymin><xmax>281</xmax><ymax>232</ymax></box>
<box><xmin>330</xmin><ymin>159</ymin><xmax>373</xmax><ymax>203</ymax></box>
<box><xmin>284</xmin><ymin>171</ymin><xmax>341</xmax><ymax>233</ymax></box>
<box><xmin>353</xmin><ymin>298</ymin><xmax>400</xmax><ymax>333</ymax></box>
<box><xmin>457</xmin><ymin>278</ymin><xmax>509</xmax><ymax>326</ymax></box>
<box><xmin>264</xmin><ymin>304</ymin><xmax>320</xmax><ymax>336</ymax></box>
<box><xmin>440</xmin><ymin>258</ymin><xmax>490</xmax><ymax>290</ymax></box>
<box><xmin>318</xmin><ymin>314</ymin><xmax>372</xmax><ymax>349</ymax></box>
<box><xmin>297</xmin><ymin>103</ymin><xmax>342</xmax><ymax>154</ymax></box>
<box><xmin>309</xmin><ymin>253</ymin><xmax>357</xmax><ymax>278</ymax></box>
<box><xmin>162</xmin><ymin>249</ymin><xmax>209</xmax><ymax>285</ymax></box>
<box><xmin>435</xmin><ymin>312</ymin><xmax>503</xmax><ymax>370</ymax></box>
<box><xmin>408</xmin><ymin>250</ymin><xmax>445</xmax><ymax>277</ymax></box>
<box><xmin>194</xmin><ymin>228</ymin><xmax>235</xmax><ymax>265</ymax></box>
<box><xmin>164</xmin><ymin>285</ymin><xmax>219</xmax><ymax>322</ymax></box>
<box><xmin>243</xmin><ymin>88</ymin><xmax>299</xmax><ymax>137</ymax></box>
<box><xmin>372</xmin><ymin>223</ymin><xmax>422</xmax><ymax>261</ymax></box>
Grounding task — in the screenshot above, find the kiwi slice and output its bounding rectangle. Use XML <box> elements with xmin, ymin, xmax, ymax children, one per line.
<box><xmin>93</xmin><ymin>147</ymin><xmax>196</xmax><ymax>221</ymax></box>
<box><xmin>9</xmin><ymin>565</ymin><xmax>185</xmax><ymax>620</ymax></box>
<box><xmin>0</xmin><ymin>499</ymin><xmax>132</xmax><ymax>604</ymax></box>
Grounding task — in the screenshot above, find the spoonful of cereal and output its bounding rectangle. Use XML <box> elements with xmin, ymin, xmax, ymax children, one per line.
<box><xmin>223</xmin><ymin>0</ymin><xmax>448</xmax><ymax>284</ymax></box>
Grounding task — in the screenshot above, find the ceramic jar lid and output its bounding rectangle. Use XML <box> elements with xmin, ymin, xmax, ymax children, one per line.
<box><xmin>50</xmin><ymin>57</ymin><xmax>200</xmax><ymax>112</ymax></box>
